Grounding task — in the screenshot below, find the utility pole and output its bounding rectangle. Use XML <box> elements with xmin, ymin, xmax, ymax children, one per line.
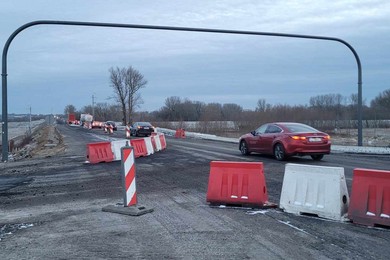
<box><xmin>29</xmin><ymin>106</ymin><xmax>31</xmax><ymax>135</ymax></box>
<box><xmin>92</xmin><ymin>94</ymin><xmax>95</xmax><ymax>118</ymax></box>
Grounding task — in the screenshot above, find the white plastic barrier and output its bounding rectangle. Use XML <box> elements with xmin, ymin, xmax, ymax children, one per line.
<box><xmin>152</xmin><ymin>134</ymin><xmax>162</xmax><ymax>152</ymax></box>
<box><xmin>111</xmin><ymin>139</ymin><xmax>129</xmax><ymax>161</ymax></box>
<box><xmin>280</xmin><ymin>163</ymin><xmax>349</xmax><ymax>221</ymax></box>
<box><xmin>144</xmin><ymin>137</ymin><xmax>155</xmax><ymax>156</ymax></box>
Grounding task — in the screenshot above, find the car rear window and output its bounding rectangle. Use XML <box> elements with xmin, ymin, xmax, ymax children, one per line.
<box><xmin>285</xmin><ymin>124</ymin><xmax>318</xmax><ymax>133</ymax></box>
<box><xmin>139</xmin><ymin>122</ymin><xmax>152</xmax><ymax>126</ymax></box>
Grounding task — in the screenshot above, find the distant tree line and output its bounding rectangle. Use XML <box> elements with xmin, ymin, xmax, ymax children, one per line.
<box><xmin>63</xmin><ymin>103</ymin><xmax>123</xmax><ymax>123</ymax></box>
<box><xmin>63</xmin><ymin>87</ymin><xmax>390</xmax><ymax>134</ymax></box>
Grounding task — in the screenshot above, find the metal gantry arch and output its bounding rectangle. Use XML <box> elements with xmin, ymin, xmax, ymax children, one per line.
<box><xmin>2</xmin><ymin>20</ymin><xmax>363</xmax><ymax>162</ymax></box>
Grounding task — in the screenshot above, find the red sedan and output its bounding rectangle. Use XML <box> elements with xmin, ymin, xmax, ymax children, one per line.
<box><xmin>239</xmin><ymin>122</ymin><xmax>331</xmax><ymax>161</ymax></box>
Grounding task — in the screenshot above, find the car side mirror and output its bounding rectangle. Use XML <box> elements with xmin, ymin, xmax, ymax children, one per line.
<box><xmin>251</xmin><ymin>131</ymin><xmax>256</xmax><ymax>136</ymax></box>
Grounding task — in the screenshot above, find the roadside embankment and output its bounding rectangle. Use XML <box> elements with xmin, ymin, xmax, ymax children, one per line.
<box><xmin>1</xmin><ymin>121</ymin><xmax>65</xmax><ymax>160</ymax></box>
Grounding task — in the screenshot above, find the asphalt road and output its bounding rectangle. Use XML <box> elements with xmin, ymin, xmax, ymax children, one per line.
<box><xmin>0</xmin><ymin>124</ymin><xmax>389</xmax><ymax>259</ymax></box>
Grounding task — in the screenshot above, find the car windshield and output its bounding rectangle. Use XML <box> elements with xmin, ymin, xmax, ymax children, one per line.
<box><xmin>284</xmin><ymin>123</ymin><xmax>319</xmax><ymax>133</ymax></box>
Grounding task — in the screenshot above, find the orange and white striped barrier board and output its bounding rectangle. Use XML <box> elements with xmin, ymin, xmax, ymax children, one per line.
<box><xmin>125</xmin><ymin>126</ymin><xmax>131</xmax><ymax>139</ymax></box>
<box><xmin>122</xmin><ymin>146</ymin><xmax>137</xmax><ymax>206</ymax></box>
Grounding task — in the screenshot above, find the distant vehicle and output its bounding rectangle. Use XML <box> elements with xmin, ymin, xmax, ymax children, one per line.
<box><xmin>67</xmin><ymin>113</ymin><xmax>76</xmax><ymax>124</ymax></box>
<box><xmin>104</xmin><ymin>121</ymin><xmax>117</xmax><ymax>131</ymax></box>
<box><xmin>80</xmin><ymin>113</ymin><xmax>93</xmax><ymax>123</ymax></box>
<box><xmin>130</xmin><ymin>122</ymin><xmax>154</xmax><ymax>137</ymax></box>
<box><xmin>239</xmin><ymin>122</ymin><xmax>331</xmax><ymax>161</ymax></box>
<box><xmin>92</xmin><ymin>121</ymin><xmax>104</xmax><ymax>128</ymax></box>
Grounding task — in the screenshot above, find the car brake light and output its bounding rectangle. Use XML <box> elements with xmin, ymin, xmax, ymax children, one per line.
<box><xmin>325</xmin><ymin>135</ymin><xmax>331</xmax><ymax>140</ymax></box>
<box><xmin>291</xmin><ymin>136</ymin><xmax>306</xmax><ymax>140</ymax></box>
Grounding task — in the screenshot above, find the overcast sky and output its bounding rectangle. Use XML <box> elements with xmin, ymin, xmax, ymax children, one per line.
<box><xmin>1</xmin><ymin>0</ymin><xmax>389</xmax><ymax>114</ymax></box>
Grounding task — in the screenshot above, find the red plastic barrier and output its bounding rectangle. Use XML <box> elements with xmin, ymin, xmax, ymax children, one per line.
<box><xmin>86</xmin><ymin>142</ymin><xmax>114</xmax><ymax>164</ymax></box>
<box><xmin>206</xmin><ymin>161</ymin><xmax>269</xmax><ymax>207</ymax></box>
<box><xmin>159</xmin><ymin>134</ymin><xmax>167</xmax><ymax>150</ymax></box>
<box><xmin>348</xmin><ymin>168</ymin><xmax>390</xmax><ymax>227</ymax></box>
<box><xmin>130</xmin><ymin>139</ymin><xmax>148</xmax><ymax>158</ymax></box>
<box><xmin>174</xmin><ymin>129</ymin><xmax>185</xmax><ymax>138</ymax></box>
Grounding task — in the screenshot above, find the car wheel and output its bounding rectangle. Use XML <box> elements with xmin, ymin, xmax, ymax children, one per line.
<box><xmin>240</xmin><ymin>141</ymin><xmax>250</xmax><ymax>155</ymax></box>
<box><xmin>274</xmin><ymin>143</ymin><xmax>286</xmax><ymax>161</ymax></box>
<box><xmin>311</xmin><ymin>154</ymin><xmax>324</xmax><ymax>161</ymax></box>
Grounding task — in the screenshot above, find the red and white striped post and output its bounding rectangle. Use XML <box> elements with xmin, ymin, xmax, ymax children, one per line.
<box><xmin>102</xmin><ymin>142</ymin><xmax>153</xmax><ymax>216</ymax></box>
<box><xmin>121</xmin><ymin>145</ymin><xmax>137</xmax><ymax>206</ymax></box>
<box><xmin>125</xmin><ymin>125</ymin><xmax>131</xmax><ymax>139</ymax></box>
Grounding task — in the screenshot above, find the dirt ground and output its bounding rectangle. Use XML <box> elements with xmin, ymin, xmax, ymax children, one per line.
<box><xmin>330</xmin><ymin>128</ymin><xmax>390</xmax><ymax>147</ymax></box>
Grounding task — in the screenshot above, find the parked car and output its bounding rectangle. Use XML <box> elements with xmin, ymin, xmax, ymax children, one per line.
<box><xmin>130</xmin><ymin>122</ymin><xmax>154</xmax><ymax>137</ymax></box>
<box><xmin>104</xmin><ymin>121</ymin><xmax>117</xmax><ymax>131</ymax></box>
<box><xmin>239</xmin><ymin>122</ymin><xmax>331</xmax><ymax>161</ymax></box>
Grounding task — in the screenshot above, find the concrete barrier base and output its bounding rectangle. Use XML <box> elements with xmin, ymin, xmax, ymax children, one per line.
<box><xmin>102</xmin><ymin>204</ymin><xmax>154</xmax><ymax>216</ymax></box>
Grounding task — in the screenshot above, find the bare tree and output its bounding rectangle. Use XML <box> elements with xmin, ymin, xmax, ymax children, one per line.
<box><xmin>255</xmin><ymin>99</ymin><xmax>267</xmax><ymax>112</ymax></box>
<box><xmin>371</xmin><ymin>89</ymin><xmax>390</xmax><ymax>110</ymax></box>
<box><xmin>201</xmin><ymin>103</ymin><xmax>223</xmax><ymax>121</ymax></box>
<box><xmin>163</xmin><ymin>96</ymin><xmax>182</xmax><ymax>121</ymax></box>
<box><xmin>124</xmin><ymin>66</ymin><xmax>147</xmax><ymax>124</ymax></box>
<box><xmin>109</xmin><ymin>67</ymin><xmax>128</xmax><ymax>125</ymax></box>
<box><xmin>64</xmin><ymin>104</ymin><xmax>76</xmax><ymax>115</ymax></box>
<box><xmin>370</xmin><ymin>89</ymin><xmax>390</xmax><ymax>121</ymax></box>
<box><xmin>90</xmin><ymin>103</ymin><xmax>110</xmax><ymax>121</ymax></box>
<box><xmin>222</xmin><ymin>103</ymin><xmax>243</xmax><ymax>121</ymax></box>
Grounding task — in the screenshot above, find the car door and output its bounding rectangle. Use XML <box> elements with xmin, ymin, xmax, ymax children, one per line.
<box><xmin>260</xmin><ymin>124</ymin><xmax>283</xmax><ymax>154</ymax></box>
<box><xmin>249</xmin><ymin>124</ymin><xmax>268</xmax><ymax>153</ymax></box>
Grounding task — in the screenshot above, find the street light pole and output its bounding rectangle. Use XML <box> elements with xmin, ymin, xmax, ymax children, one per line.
<box><xmin>2</xmin><ymin>20</ymin><xmax>364</xmax><ymax>162</ymax></box>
